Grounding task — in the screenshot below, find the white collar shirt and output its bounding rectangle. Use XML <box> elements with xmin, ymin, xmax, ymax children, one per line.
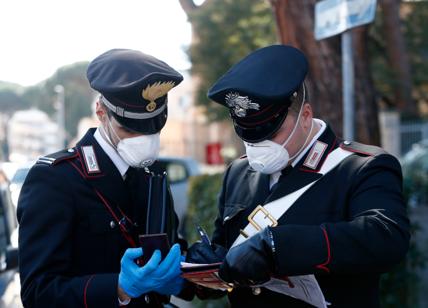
<box><xmin>94</xmin><ymin>128</ymin><xmax>129</xmax><ymax>179</ymax></box>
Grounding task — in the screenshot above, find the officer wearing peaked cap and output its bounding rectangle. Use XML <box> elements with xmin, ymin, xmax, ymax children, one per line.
<box><xmin>18</xmin><ymin>49</ymin><xmax>190</xmax><ymax>307</ymax></box>
<box><xmin>186</xmin><ymin>45</ymin><xmax>410</xmax><ymax>307</ymax></box>
<box><xmin>87</xmin><ymin>49</ymin><xmax>183</xmax><ymax>135</ymax></box>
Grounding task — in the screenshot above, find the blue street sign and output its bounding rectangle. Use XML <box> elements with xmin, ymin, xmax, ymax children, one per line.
<box><xmin>315</xmin><ymin>0</ymin><xmax>377</xmax><ymax>40</ymax></box>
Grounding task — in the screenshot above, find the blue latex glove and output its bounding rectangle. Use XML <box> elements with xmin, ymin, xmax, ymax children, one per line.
<box><xmin>151</xmin><ymin>252</ymin><xmax>184</xmax><ymax>295</ymax></box>
<box><xmin>119</xmin><ymin>243</ymin><xmax>182</xmax><ymax>298</ymax></box>
<box><xmin>155</xmin><ymin>255</ymin><xmax>186</xmax><ymax>295</ymax></box>
<box><xmin>155</xmin><ymin>275</ymin><xmax>185</xmax><ymax>295</ymax></box>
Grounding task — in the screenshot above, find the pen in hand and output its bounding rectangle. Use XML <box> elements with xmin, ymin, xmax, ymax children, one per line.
<box><xmin>196</xmin><ymin>225</ymin><xmax>212</xmax><ymax>246</ymax></box>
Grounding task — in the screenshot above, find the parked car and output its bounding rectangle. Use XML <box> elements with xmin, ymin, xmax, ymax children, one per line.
<box><xmin>9</xmin><ymin>162</ymin><xmax>34</xmax><ymax>210</ymax></box>
<box><xmin>0</xmin><ymin>169</ymin><xmax>20</xmax><ymax>307</ymax></box>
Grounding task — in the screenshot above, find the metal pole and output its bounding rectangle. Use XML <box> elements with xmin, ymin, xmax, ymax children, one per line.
<box><xmin>54</xmin><ymin>85</ymin><xmax>65</xmax><ymax>148</ymax></box>
<box><xmin>342</xmin><ymin>30</ymin><xmax>355</xmax><ymax>141</ymax></box>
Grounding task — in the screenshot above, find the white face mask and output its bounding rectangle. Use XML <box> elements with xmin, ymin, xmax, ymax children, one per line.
<box><xmin>244</xmin><ymin>91</ymin><xmax>313</xmax><ymax>174</ymax></box>
<box><xmin>104</xmin><ymin>117</ymin><xmax>160</xmax><ymax>168</ymax></box>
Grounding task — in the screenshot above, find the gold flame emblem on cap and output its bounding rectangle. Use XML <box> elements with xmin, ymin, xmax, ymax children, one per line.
<box><xmin>142</xmin><ymin>81</ymin><xmax>175</xmax><ymax>112</ymax></box>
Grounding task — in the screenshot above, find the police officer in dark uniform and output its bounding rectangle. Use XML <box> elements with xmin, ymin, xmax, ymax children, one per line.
<box><xmin>18</xmin><ymin>49</ymin><xmax>187</xmax><ymax>307</ymax></box>
<box><xmin>187</xmin><ymin>45</ymin><xmax>410</xmax><ymax>307</ymax></box>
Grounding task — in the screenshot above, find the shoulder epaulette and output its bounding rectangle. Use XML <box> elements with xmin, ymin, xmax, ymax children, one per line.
<box><xmin>36</xmin><ymin>148</ymin><xmax>78</xmax><ymax>166</ymax></box>
<box><xmin>340</xmin><ymin>140</ymin><xmax>385</xmax><ymax>157</ymax></box>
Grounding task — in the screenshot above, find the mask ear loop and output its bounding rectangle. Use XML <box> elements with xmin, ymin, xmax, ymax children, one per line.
<box><xmin>281</xmin><ymin>84</ymin><xmax>306</xmax><ymax>147</ymax></box>
<box><xmin>288</xmin><ymin>117</ymin><xmax>314</xmax><ymax>161</ymax></box>
<box><xmin>101</xmin><ymin>112</ymin><xmax>123</xmax><ymax>149</ymax></box>
<box><xmin>107</xmin><ymin>116</ymin><xmax>122</xmax><ymax>141</ymax></box>
<box><xmin>244</xmin><ymin>84</ymin><xmax>306</xmax><ymax>148</ymax></box>
<box><xmin>99</xmin><ymin>121</ymin><xmax>115</xmax><ymax>149</ymax></box>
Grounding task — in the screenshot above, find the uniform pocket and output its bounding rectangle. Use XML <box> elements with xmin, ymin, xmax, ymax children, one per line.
<box><xmin>74</xmin><ymin>209</ymin><xmax>122</xmax><ymax>272</ymax></box>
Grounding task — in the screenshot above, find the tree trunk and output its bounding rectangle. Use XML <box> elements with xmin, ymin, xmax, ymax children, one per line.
<box><xmin>178</xmin><ymin>0</ymin><xmax>198</xmax><ymax>13</ymax></box>
<box><xmin>353</xmin><ymin>27</ymin><xmax>380</xmax><ymax>144</ymax></box>
<box><xmin>380</xmin><ymin>0</ymin><xmax>416</xmax><ymax>117</ymax></box>
<box><xmin>270</xmin><ymin>0</ymin><xmax>380</xmax><ymax>145</ymax></box>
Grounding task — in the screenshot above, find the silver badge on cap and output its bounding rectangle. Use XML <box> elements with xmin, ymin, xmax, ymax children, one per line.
<box><xmin>225</xmin><ymin>92</ymin><xmax>260</xmax><ymax>117</ymax></box>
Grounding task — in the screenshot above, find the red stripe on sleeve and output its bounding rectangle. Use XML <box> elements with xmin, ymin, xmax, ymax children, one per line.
<box><xmin>84</xmin><ymin>275</ymin><xmax>95</xmax><ymax>308</ymax></box>
<box><xmin>316</xmin><ymin>226</ymin><xmax>331</xmax><ymax>273</ymax></box>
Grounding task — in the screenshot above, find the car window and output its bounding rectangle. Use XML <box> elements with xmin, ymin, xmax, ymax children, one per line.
<box><xmin>166</xmin><ymin>162</ymin><xmax>188</xmax><ymax>184</ymax></box>
<box><xmin>11</xmin><ymin>167</ymin><xmax>30</xmax><ymax>185</ymax></box>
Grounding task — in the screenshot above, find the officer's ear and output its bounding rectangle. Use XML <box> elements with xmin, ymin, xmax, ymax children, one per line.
<box><xmin>301</xmin><ymin>103</ymin><xmax>313</xmax><ymax>130</ymax></box>
<box><xmin>95</xmin><ymin>100</ymin><xmax>108</xmax><ymax>122</ymax></box>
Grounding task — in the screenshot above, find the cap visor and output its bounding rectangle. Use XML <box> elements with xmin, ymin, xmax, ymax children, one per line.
<box><xmin>234</xmin><ymin>111</ymin><xmax>287</xmax><ymax>142</ymax></box>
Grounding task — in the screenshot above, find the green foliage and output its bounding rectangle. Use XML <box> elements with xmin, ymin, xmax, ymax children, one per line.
<box><xmin>379</xmin><ymin>154</ymin><xmax>427</xmax><ymax>307</ymax></box>
<box><xmin>0</xmin><ymin>89</ymin><xmax>30</xmax><ymax>113</ymax></box>
<box><xmin>186</xmin><ymin>172</ymin><xmax>228</xmax><ymax>308</ymax></box>
<box><xmin>23</xmin><ymin>62</ymin><xmax>94</xmax><ymax>140</ymax></box>
<box><xmin>369</xmin><ymin>2</ymin><xmax>428</xmax><ymax>112</ymax></box>
<box><xmin>402</xmin><ymin>142</ymin><xmax>428</xmax><ymax>206</ymax></box>
<box><xmin>403</xmin><ymin>2</ymin><xmax>428</xmax><ymax>98</ymax></box>
<box><xmin>0</xmin><ymin>81</ymin><xmax>24</xmax><ymax>92</ymax></box>
<box><xmin>380</xmin><ymin>222</ymin><xmax>426</xmax><ymax>307</ymax></box>
<box><xmin>0</xmin><ymin>62</ymin><xmax>94</xmax><ymax>142</ymax></box>
<box><xmin>187</xmin><ymin>0</ymin><xmax>277</xmax><ymax>121</ymax></box>
<box><xmin>186</xmin><ymin>173</ymin><xmax>224</xmax><ymax>243</ymax></box>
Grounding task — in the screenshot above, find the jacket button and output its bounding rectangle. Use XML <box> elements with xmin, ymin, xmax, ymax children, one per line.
<box><xmin>110</xmin><ymin>221</ymin><xmax>116</xmax><ymax>229</ymax></box>
<box><xmin>67</xmin><ymin>148</ymin><xmax>75</xmax><ymax>153</ymax></box>
<box><xmin>145</xmin><ymin>294</ymin><xmax>150</xmax><ymax>303</ymax></box>
<box><xmin>343</xmin><ymin>140</ymin><xmax>351</xmax><ymax>145</ymax></box>
<box><xmin>252</xmin><ymin>287</ymin><xmax>261</xmax><ymax>295</ymax></box>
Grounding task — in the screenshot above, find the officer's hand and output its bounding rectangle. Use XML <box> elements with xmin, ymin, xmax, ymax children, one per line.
<box><xmin>155</xmin><ymin>274</ymin><xmax>185</xmax><ymax>295</ymax></box>
<box><xmin>151</xmin><ymin>248</ymin><xmax>184</xmax><ymax>295</ymax></box>
<box><xmin>186</xmin><ymin>242</ymin><xmax>227</xmax><ymax>264</ymax></box>
<box><xmin>218</xmin><ymin>227</ymin><xmax>276</xmax><ymax>285</ymax></box>
<box><xmin>118</xmin><ymin>243</ymin><xmax>182</xmax><ymax>298</ymax></box>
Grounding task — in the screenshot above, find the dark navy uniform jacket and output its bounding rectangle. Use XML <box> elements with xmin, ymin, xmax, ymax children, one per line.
<box><xmin>212</xmin><ymin>125</ymin><xmax>410</xmax><ymax>308</ymax></box>
<box><xmin>17</xmin><ymin>128</ymin><xmax>180</xmax><ymax>308</ymax></box>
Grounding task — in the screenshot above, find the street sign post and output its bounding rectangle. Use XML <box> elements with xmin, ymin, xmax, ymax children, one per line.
<box><xmin>315</xmin><ymin>0</ymin><xmax>377</xmax><ymax>140</ymax></box>
<box><xmin>315</xmin><ymin>0</ymin><xmax>377</xmax><ymax>41</ymax></box>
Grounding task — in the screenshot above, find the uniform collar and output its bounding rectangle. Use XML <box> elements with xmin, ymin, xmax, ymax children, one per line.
<box><xmin>296</xmin><ymin>122</ymin><xmax>338</xmax><ymax>172</ymax></box>
<box><xmin>269</xmin><ymin>119</ymin><xmax>326</xmax><ymax>189</ymax></box>
<box><xmin>75</xmin><ymin>128</ymin><xmax>130</xmax><ymax>210</ymax></box>
<box><xmin>265</xmin><ymin>123</ymin><xmax>338</xmax><ymax>204</ymax></box>
<box><xmin>94</xmin><ymin>127</ymin><xmax>129</xmax><ymax>178</ymax></box>
<box><xmin>291</xmin><ymin>118</ymin><xmax>326</xmax><ymax>167</ymax></box>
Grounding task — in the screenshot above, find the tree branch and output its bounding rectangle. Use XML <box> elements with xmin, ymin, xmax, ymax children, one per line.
<box><xmin>179</xmin><ymin>0</ymin><xmax>197</xmax><ymax>14</ymax></box>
